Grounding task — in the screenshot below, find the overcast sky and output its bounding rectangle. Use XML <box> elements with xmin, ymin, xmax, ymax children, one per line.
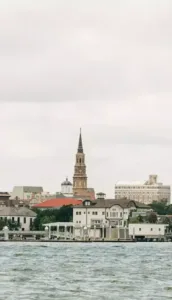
<box><xmin>0</xmin><ymin>0</ymin><xmax>172</xmax><ymax>197</ymax></box>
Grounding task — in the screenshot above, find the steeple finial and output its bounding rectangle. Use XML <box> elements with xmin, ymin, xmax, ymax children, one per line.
<box><xmin>78</xmin><ymin>128</ymin><xmax>83</xmax><ymax>153</ymax></box>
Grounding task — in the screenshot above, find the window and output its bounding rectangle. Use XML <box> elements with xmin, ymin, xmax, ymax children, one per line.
<box><xmin>107</xmin><ymin>212</ymin><xmax>108</xmax><ymax>217</ymax></box>
<box><xmin>79</xmin><ymin>221</ymin><xmax>81</xmax><ymax>223</ymax></box>
<box><xmin>24</xmin><ymin>217</ymin><xmax>26</xmax><ymax>224</ymax></box>
<box><xmin>12</xmin><ymin>217</ymin><xmax>14</xmax><ymax>222</ymax></box>
<box><xmin>110</xmin><ymin>212</ymin><xmax>118</xmax><ymax>218</ymax></box>
<box><xmin>102</xmin><ymin>212</ymin><xmax>105</xmax><ymax>215</ymax></box>
<box><xmin>85</xmin><ymin>201</ymin><xmax>90</xmax><ymax>206</ymax></box>
<box><xmin>151</xmin><ymin>228</ymin><xmax>153</xmax><ymax>231</ymax></box>
<box><xmin>159</xmin><ymin>228</ymin><xmax>161</xmax><ymax>231</ymax></box>
<box><xmin>76</xmin><ymin>212</ymin><xmax>81</xmax><ymax>215</ymax></box>
<box><xmin>92</xmin><ymin>211</ymin><xmax>98</xmax><ymax>215</ymax></box>
<box><xmin>30</xmin><ymin>218</ymin><xmax>32</xmax><ymax>226</ymax></box>
<box><xmin>17</xmin><ymin>217</ymin><xmax>20</xmax><ymax>224</ymax></box>
<box><xmin>139</xmin><ymin>228</ymin><xmax>141</xmax><ymax>231</ymax></box>
<box><xmin>120</xmin><ymin>212</ymin><xmax>123</xmax><ymax>217</ymax></box>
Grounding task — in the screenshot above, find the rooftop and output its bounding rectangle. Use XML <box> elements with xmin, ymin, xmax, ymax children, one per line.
<box><xmin>33</xmin><ymin>198</ymin><xmax>82</xmax><ymax>209</ymax></box>
<box><xmin>0</xmin><ymin>206</ymin><xmax>36</xmax><ymax>217</ymax></box>
<box><xmin>75</xmin><ymin>198</ymin><xmax>150</xmax><ymax>209</ymax></box>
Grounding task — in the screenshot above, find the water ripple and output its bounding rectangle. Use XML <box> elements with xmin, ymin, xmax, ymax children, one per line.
<box><xmin>0</xmin><ymin>242</ymin><xmax>172</xmax><ymax>299</ymax></box>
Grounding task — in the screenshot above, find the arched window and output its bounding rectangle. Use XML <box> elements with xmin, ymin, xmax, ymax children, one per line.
<box><xmin>79</xmin><ymin>158</ymin><xmax>82</xmax><ymax>163</ymax></box>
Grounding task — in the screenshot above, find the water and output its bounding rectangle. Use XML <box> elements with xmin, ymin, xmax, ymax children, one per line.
<box><xmin>0</xmin><ymin>242</ymin><xmax>172</xmax><ymax>300</ymax></box>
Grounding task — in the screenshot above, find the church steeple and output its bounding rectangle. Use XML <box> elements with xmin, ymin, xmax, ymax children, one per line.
<box><xmin>77</xmin><ymin>128</ymin><xmax>83</xmax><ymax>153</ymax></box>
<box><xmin>73</xmin><ymin>129</ymin><xmax>87</xmax><ymax>195</ymax></box>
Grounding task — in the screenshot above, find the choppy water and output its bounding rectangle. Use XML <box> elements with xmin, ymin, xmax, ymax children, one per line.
<box><xmin>0</xmin><ymin>242</ymin><xmax>172</xmax><ymax>299</ymax></box>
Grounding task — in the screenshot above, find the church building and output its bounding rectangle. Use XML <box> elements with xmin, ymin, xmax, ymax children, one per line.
<box><xmin>73</xmin><ymin>129</ymin><xmax>95</xmax><ymax>200</ymax></box>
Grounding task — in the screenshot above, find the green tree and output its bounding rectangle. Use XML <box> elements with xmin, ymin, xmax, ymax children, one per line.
<box><xmin>149</xmin><ymin>202</ymin><xmax>167</xmax><ymax>215</ymax></box>
<box><xmin>147</xmin><ymin>212</ymin><xmax>157</xmax><ymax>224</ymax></box>
<box><xmin>32</xmin><ymin>205</ymin><xmax>73</xmax><ymax>230</ymax></box>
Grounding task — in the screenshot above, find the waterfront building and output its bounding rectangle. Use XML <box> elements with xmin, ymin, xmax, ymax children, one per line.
<box><xmin>73</xmin><ymin>197</ymin><xmax>150</xmax><ymax>239</ymax></box>
<box><xmin>0</xmin><ymin>207</ymin><xmax>36</xmax><ymax>231</ymax></box>
<box><xmin>115</xmin><ymin>175</ymin><xmax>171</xmax><ymax>205</ymax></box>
<box><xmin>129</xmin><ymin>223</ymin><xmax>168</xmax><ymax>239</ymax></box>
<box><xmin>73</xmin><ymin>129</ymin><xmax>95</xmax><ymax>200</ymax></box>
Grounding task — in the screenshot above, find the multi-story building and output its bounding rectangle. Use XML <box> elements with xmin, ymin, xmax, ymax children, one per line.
<box><xmin>73</xmin><ymin>197</ymin><xmax>151</xmax><ymax>239</ymax></box>
<box><xmin>115</xmin><ymin>175</ymin><xmax>171</xmax><ymax>205</ymax></box>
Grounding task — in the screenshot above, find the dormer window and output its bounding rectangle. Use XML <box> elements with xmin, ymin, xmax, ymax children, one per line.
<box><xmin>85</xmin><ymin>200</ymin><xmax>90</xmax><ymax>206</ymax></box>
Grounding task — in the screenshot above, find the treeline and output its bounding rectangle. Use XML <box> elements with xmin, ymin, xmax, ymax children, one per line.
<box><xmin>149</xmin><ymin>202</ymin><xmax>172</xmax><ymax>215</ymax></box>
<box><xmin>32</xmin><ymin>205</ymin><xmax>73</xmax><ymax>230</ymax></box>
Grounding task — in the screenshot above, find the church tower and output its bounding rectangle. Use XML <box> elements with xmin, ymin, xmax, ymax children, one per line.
<box><xmin>73</xmin><ymin>129</ymin><xmax>87</xmax><ymax>195</ymax></box>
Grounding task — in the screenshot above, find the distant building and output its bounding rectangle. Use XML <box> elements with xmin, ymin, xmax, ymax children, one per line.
<box><xmin>73</xmin><ymin>129</ymin><xmax>95</xmax><ymax>200</ymax></box>
<box><xmin>0</xmin><ymin>207</ymin><xmax>36</xmax><ymax>231</ymax></box>
<box><xmin>32</xmin><ymin>197</ymin><xmax>82</xmax><ymax>210</ymax></box>
<box><xmin>115</xmin><ymin>175</ymin><xmax>171</xmax><ymax>205</ymax></box>
<box><xmin>11</xmin><ymin>186</ymin><xmax>43</xmax><ymax>201</ymax></box>
<box><xmin>61</xmin><ymin>178</ymin><xmax>73</xmax><ymax>197</ymax></box>
<box><xmin>0</xmin><ymin>192</ymin><xmax>11</xmax><ymax>206</ymax></box>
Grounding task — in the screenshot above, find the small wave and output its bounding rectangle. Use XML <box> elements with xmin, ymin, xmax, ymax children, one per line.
<box><xmin>14</xmin><ymin>253</ymin><xmax>23</xmax><ymax>256</ymax></box>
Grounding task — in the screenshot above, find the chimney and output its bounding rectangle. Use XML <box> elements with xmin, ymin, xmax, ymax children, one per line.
<box><xmin>96</xmin><ymin>192</ymin><xmax>106</xmax><ymax>200</ymax></box>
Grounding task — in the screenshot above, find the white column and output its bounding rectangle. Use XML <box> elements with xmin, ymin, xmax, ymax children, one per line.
<box><xmin>133</xmin><ymin>227</ymin><xmax>135</xmax><ymax>240</ymax></box>
<box><xmin>44</xmin><ymin>226</ymin><xmax>49</xmax><ymax>240</ymax></box>
<box><xmin>48</xmin><ymin>226</ymin><xmax>51</xmax><ymax>239</ymax></box>
<box><xmin>117</xmin><ymin>226</ymin><xmax>120</xmax><ymax>240</ymax></box>
<box><xmin>80</xmin><ymin>226</ymin><xmax>82</xmax><ymax>239</ymax></box>
<box><xmin>56</xmin><ymin>225</ymin><xmax>59</xmax><ymax>239</ymax></box>
<box><xmin>87</xmin><ymin>225</ymin><xmax>90</xmax><ymax>239</ymax></box>
<box><xmin>94</xmin><ymin>225</ymin><xmax>96</xmax><ymax>240</ymax></box>
<box><xmin>73</xmin><ymin>225</ymin><xmax>75</xmax><ymax>239</ymax></box>
<box><xmin>69</xmin><ymin>226</ymin><xmax>72</xmax><ymax>239</ymax></box>
<box><xmin>84</xmin><ymin>226</ymin><xmax>87</xmax><ymax>241</ymax></box>
<box><xmin>109</xmin><ymin>225</ymin><xmax>112</xmax><ymax>240</ymax></box>
<box><xmin>102</xmin><ymin>225</ymin><xmax>104</xmax><ymax>239</ymax></box>
<box><xmin>64</xmin><ymin>225</ymin><xmax>67</xmax><ymax>240</ymax></box>
<box><xmin>124</xmin><ymin>227</ymin><xmax>127</xmax><ymax>240</ymax></box>
<box><xmin>3</xmin><ymin>226</ymin><xmax>9</xmax><ymax>241</ymax></box>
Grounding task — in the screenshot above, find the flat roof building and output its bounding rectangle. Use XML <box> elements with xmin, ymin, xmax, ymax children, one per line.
<box><xmin>115</xmin><ymin>175</ymin><xmax>171</xmax><ymax>205</ymax></box>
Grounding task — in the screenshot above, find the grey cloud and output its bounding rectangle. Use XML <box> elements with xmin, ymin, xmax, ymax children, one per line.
<box><xmin>0</xmin><ymin>0</ymin><xmax>172</xmax><ymax>102</ymax></box>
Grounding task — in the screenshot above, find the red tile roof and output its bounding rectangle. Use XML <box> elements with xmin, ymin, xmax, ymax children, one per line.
<box><xmin>32</xmin><ymin>198</ymin><xmax>82</xmax><ymax>208</ymax></box>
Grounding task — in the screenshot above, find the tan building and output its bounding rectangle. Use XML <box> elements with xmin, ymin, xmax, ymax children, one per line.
<box><xmin>73</xmin><ymin>129</ymin><xmax>95</xmax><ymax>200</ymax></box>
<box><xmin>115</xmin><ymin>175</ymin><xmax>171</xmax><ymax>205</ymax></box>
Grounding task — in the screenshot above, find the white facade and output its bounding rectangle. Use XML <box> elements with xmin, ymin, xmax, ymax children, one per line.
<box><xmin>0</xmin><ymin>207</ymin><xmax>36</xmax><ymax>231</ymax></box>
<box><xmin>0</xmin><ymin>215</ymin><xmax>34</xmax><ymax>231</ymax></box>
<box><xmin>129</xmin><ymin>223</ymin><xmax>168</xmax><ymax>238</ymax></box>
<box><xmin>73</xmin><ymin>199</ymin><xmax>150</xmax><ymax>239</ymax></box>
<box><xmin>115</xmin><ymin>175</ymin><xmax>171</xmax><ymax>205</ymax></box>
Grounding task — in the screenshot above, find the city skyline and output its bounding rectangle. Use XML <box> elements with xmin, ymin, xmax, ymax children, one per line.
<box><xmin>0</xmin><ymin>1</ymin><xmax>172</xmax><ymax>197</ymax></box>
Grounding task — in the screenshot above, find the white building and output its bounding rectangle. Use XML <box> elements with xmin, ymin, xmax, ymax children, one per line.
<box><xmin>115</xmin><ymin>175</ymin><xmax>171</xmax><ymax>205</ymax></box>
<box><xmin>61</xmin><ymin>178</ymin><xmax>73</xmax><ymax>197</ymax></box>
<box><xmin>0</xmin><ymin>207</ymin><xmax>36</xmax><ymax>231</ymax></box>
<box><xmin>129</xmin><ymin>223</ymin><xmax>168</xmax><ymax>239</ymax></box>
<box><xmin>73</xmin><ymin>198</ymin><xmax>151</xmax><ymax>239</ymax></box>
